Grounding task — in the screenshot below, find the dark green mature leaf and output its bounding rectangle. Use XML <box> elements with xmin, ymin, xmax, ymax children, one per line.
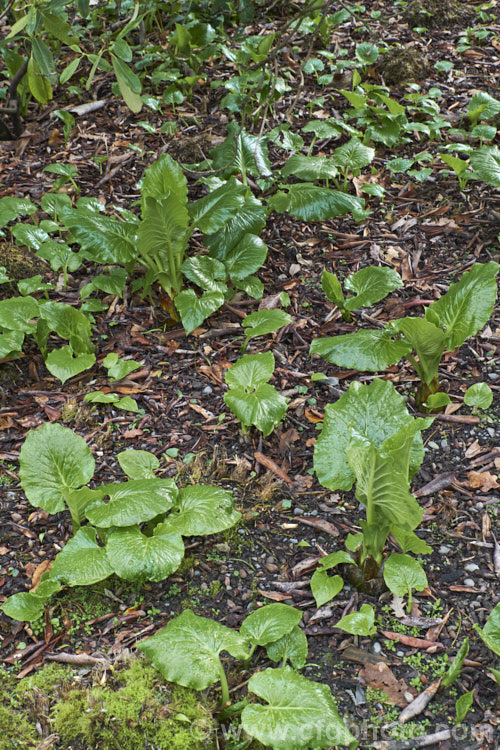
<box><xmin>310</xmin><ymin>328</ymin><xmax>412</xmax><ymax>371</ymax></box>
<box><xmin>205</xmin><ymin>190</ymin><xmax>266</xmax><ymax>261</ymax></box>
<box><xmin>139</xmin><ymin>153</ymin><xmax>188</xmax><ymax>204</ymax></box>
<box><xmin>0</xmin><ymin>296</ymin><xmax>39</xmax><ymax>333</ymax></box>
<box><xmin>470</xmin><ymin>146</ymin><xmax>500</xmax><ymax>187</ymax></box>
<box><xmin>0</xmin><ymin>579</ymin><xmax>62</xmax><ymax>622</ymax></box>
<box><xmin>344</xmin><ymin>266</ymin><xmax>403</xmax><ymax>311</ymax></box>
<box><xmin>188</xmin><ymin>177</ymin><xmax>246</xmax><ymax>233</ymax></box>
<box><xmin>0</xmin><ymin>196</ymin><xmax>37</xmax><ymax>227</ymax></box>
<box><xmin>390</xmin><ymin>317</ymin><xmax>446</xmax><ymax>386</ymax></box>
<box><xmin>19</xmin><ymin>423</ymin><xmax>94</xmax><ymax>514</ymax></box>
<box><xmin>175</xmin><ymin>289</ymin><xmax>225</xmax><ymax>334</ymax></box>
<box><xmin>314</xmin><ymin>379</ymin><xmax>426</xmax><ymax>491</ymax></box>
<box><xmin>266</xmin><ymin>626</ymin><xmax>308</xmax><ymax>669</ymax></box>
<box><xmin>210</xmin><ymin>121</ymin><xmax>272</xmax><ymax>178</ymax></box>
<box><xmin>242</xmin><ymin>667</ymin><xmax>355</xmax><ymax>749</ymax></box>
<box><xmin>181</xmin><ymin>256</ymin><xmax>227</xmax><ymax>292</ymax></box>
<box><xmin>268</xmin><ymin>184</ymin><xmax>364</xmax><ymax>221</ymax></box>
<box><xmin>138</xmin><ymin>609</ymin><xmax>249</xmax><ymax>690</ymax></box>
<box><xmin>240</xmin><ymin>603</ymin><xmax>302</xmax><ymax>646</ymax></box>
<box><xmin>38</xmin><ymin>301</ymin><xmax>94</xmax><ymax>354</ymax></box>
<box><xmin>425</xmin><ymin>261</ymin><xmax>499</xmax><ymax>350</ymax></box>
<box><xmin>224</xmin><ymin>233</ymin><xmax>268</xmax><ymax>280</ymax></box>
<box><xmin>45</xmin><ymin>346</ymin><xmax>95</xmax><ymax>383</ymax></box>
<box><xmin>281</xmin><ymin>154</ymin><xmax>338</xmax><ymax>181</ymax></box>
<box><xmin>63</xmin><ymin>210</ymin><xmax>137</xmax><ymax>264</ymax></box>
<box><xmin>166</xmin><ymin>485</ymin><xmax>241</xmax><ymax>536</ymax></box>
<box><xmin>335</xmin><ymin>604</ymin><xmax>376</xmax><ymax>636</ymax></box>
<box><xmin>106</xmin><ymin>525</ymin><xmax>184</xmax><ymax>581</ymax></box>
<box><xmin>85</xmin><ymin>479</ymin><xmax>177</xmax><ymax>527</ymax></box>
<box><xmin>50</xmin><ymin>527</ymin><xmax>114</xmax><ymax>586</ymax></box>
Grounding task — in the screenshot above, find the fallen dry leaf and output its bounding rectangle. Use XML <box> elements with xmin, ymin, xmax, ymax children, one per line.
<box><xmin>380</xmin><ymin>631</ymin><xmax>444</xmax><ymax>650</ymax></box>
<box><xmin>467</xmin><ymin>471</ymin><xmax>500</xmax><ymax>492</ymax></box>
<box><xmin>359</xmin><ymin>661</ymin><xmax>410</xmax><ymax>707</ymax></box>
<box><xmin>254</xmin><ymin>451</ymin><xmax>295</xmax><ymax>484</ymax></box>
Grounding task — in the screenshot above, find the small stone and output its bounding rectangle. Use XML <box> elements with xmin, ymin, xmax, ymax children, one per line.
<box><xmin>438</xmin><ymin>545</ymin><xmax>451</xmax><ymax>554</ymax></box>
<box><xmin>487</xmin><ymin>427</ymin><xmax>496</xmax><ymax>438</ymax></box>
<box><xmin>476</xmin><ymin>502</ymin><xmax>484</xmax><ymax>511</ymax></box>
<box><xmin>440</xmin><ymin>439</ymin><xmax>448</xmax><ymax>449</ymax></box>
<box><xmin>427</xmin><ymin>441</ymin><xmax>439</xmax><ymax>451</ymax></box>
<box><xmin>464</xmin><ymin>578</ymin><xmax>475</xmax><ymax>587</ymax></box>
<box><xmin>202</xmin><ymin>386</ymin><xmax>213</xmax><ymax>395</ymax></box>
<box><xmin>310</xmin><ymin>509</ymin><xmax>318</xmax><ymax>516</ymax></box>
<box><xmin>265</xmin><ymin>563</ymin><xmax>279</xmax><ymax>573</ymax></box>
<box><xmin>487</xmin><ymin>372</ymin><xmax>498</xmax><ymax>381</ymax></box>
<box><xmin>11</xmin><ymin>513</ymin><xmax>22</xmax><ymax>522</ymax></box>
<box><xmin>294</xmin><ymin>507</ymin><xmax>304</xmax><ymax>515</ymax></box>
<box><xmin>465</xmin><ymin>563</ymin><xmax>479</xmax><ymax>573</ymax></box>
<box><xmin>239</xmin><ymin>569</ymin><xmax>247</xmax><ymax>579</ymax></box>
<box><xmin>372</xmin><ymin>642</ymin><xmax>382</xmax><ymax>654</ymax></box>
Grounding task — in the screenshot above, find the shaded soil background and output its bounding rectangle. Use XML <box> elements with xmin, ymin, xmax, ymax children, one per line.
<box><xmin>0</xmin><ymin>0</ymin><xmax>499</xmax><ymax>748</ymax></box>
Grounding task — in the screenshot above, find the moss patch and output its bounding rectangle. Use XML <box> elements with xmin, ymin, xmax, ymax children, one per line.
<box><xmin>0</xmin><ymin>657</ymin><xmax>216</xmax><ymax>750</ymax></box>
<box><xmin>0</xmin><ymin>243</ymin><xmax>47</xmax><ymax>282</ymax></box>
<box><xmin>402</xmin><ymin>0</ymin><xmax>472</xmax><ymax>29</ymax></box>
<box><xmin>378</xmin><ymin>46</ymin><xmax>430</xmax><ymax>85</ymax></box>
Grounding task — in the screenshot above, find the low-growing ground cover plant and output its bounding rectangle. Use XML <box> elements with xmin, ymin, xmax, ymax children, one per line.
<box><xmin>1</xmin><ymin>424</ymin><xmax>241</xmax><ymax>622</ymax></box>
<box><xmin>310</xmin><ymin>262</ymin><xmax>499</xmax><ymax>405</ymax></box>
<box><xmin>320</xmin><ymin>265</ymin><xmax>403</xmax><ymax>321</ymax></box>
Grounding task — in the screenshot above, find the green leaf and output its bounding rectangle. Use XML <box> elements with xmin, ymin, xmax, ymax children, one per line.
<box><xmin>139</xmin><ymin>154</ymin><xmax>187</xmax><ymax>204</ymax></box>
<box><xmin>0</xmin><ymin>330</ymin><xmax>25</xmax><ymax>358</ymax></box>
<box><xmin>333</xmin><ymin>137</ymin><xmax>375</xmax><ymax>172</ymax></box>
<box><xmin>268</xmin><ymin>184</ymin><xmax>365</xmax><ymax>221</ymax></box>
<box><xmin>455</xmin><ymin>691</ymin><xmax>474</xmax><ymax>724</ymax></box>
<box><xmin>383</xmin><ymin>554</ymin><xmax>428</xmax><ymax>603</ymax></box>
<box><xmin>266</xmin><ymin>626</ymin><xmax>308</xmax><ymax>669</ymax></box>
<box><xmin>18</xmin><ymin>276</ymin><xmax>53</xmax><ymax>296</ymax></box>
<box><xmin>356</xmin><ymin>42</ymin><xmax>379</xmax><ymax>65</ymax></box>
<box><xmin>474</xmin><ymin>602</ymin><xmax>500</xmax><ymax>656</ymax></box>
<box><xmin>344</xmin><ymin>266</ymin><xmax>403</xmax><ymax>312</ymax></box>
<box><xmin>242</xmin><ymin>667</ymin><xmax>355</xmax><ymax>749</ymax></box>
<box><xmin>12</xmin><ymin>223</ymin><xmax>50</xmax><ymax>250</ymax></box>
<box><xmin>281</xmin><ymin>154</ymin><xmax>338</xmax><ymax>181</ymax></box>
<box><xmin>63</xmin><ymin>210</ymin><xmax>137</xmax><ymax>264</ymax></box>
<box><xmin>27</xmin><ymin>54</ymin><xmax>52</xmax><ymax>104</ymax></box>
<box><xmin>111</xmin><ymin>54</ymin><xmax>142</xmax><ymax>112</ymax></box>
<box><xmin>225</xmin><ymin>350</ymin><xmax>274</xmax><ymax>389</ymax></box>
<box><xmin>311</xmin><ymin>570</ymin><xmax>343</xmax><ymax>608</ymax></box>
<box><xmin>205</xmin><ymin>191</ymin><xmax>266</xmax><ymax>261</ymax></box>
<box><xmin>188</xmin><ymin>177</ymin><xmax>246</xmax><ymax>234</ymax></box>
<box><xmin>85</xmin><ymin>479</ymin><xmax>177</xmax><ymax>527</ymax></box>
<box><xmin>424</xmin><ymin>392</ymin><xmax>452</xmax><ymax>410</ymax></box>
<box><xmin>117</xmin><ymin>450</ymin><xmax>159</xmax><ymax>480</ymax></box>
<box><xmin>390</xmin><ymin>316</ymin><xmax>446</xmax><ymax>386</ymax></box>
<box><xmin>335</xmin><ymin>603</ymin><xmax>376</xmax><ymax>636</ymax></box>
<box><xmin>180</xmin><ymin>256</ymin><xmax>227</xmax><ymax>293</ymax></box>
<box><xmin>113</xmin><ymin>37</ymin><xmax>132</xmax><ymax>62</ymax></box>
<box><xmin>464</xmin><ymin>382</ymin><xmax>493</xmax><ymax>410</ymax></box>
<box><xmin>19</xmin><ymin>423</ymin><xmax>94</xmax><ymax>514</ymax></box>
<box><xmin>321</xmin><ymin>269</ymin><xmax>345</xmax><ymax>309</ymax></box>
<box><xmin>37</xmin><ymin>240</ymin><xmax>81</xmax><ymax>273</ymax></box>
<box><xmin>138</xmin><ymin>610</ymin><xmax>249</xmax><ymax>690</ymax></box>
<box><xmin>233</xmin><ymin>275</ymin><xmax>264</xmax><ymax>300</ymax></box>
<box><xmin>425</xmin><ymin>261</ymin><xmax>499</xmax><ymax>349</ymax></box>
<box><xmin>166</xmin><ymin>485</ymin><xmax>241</xmax><ymax>536</ymax></box>
<box><xmin>240</xmin><ymin>603</ymin><xmax>302</xmax><ymax>647</ymax></box>
<box><xmin>41</xmin><ymin>11</ymin><xmax>77</xmax><ymax>45</ymax></box>
<box><xmin>0</xmin><ymin>579</ymin><xmax>62</xmax><ymax>622</ymax></box>
<box><xmin>80</xmin><ymin>268</ymin><xmax>127</xmax><ymax>299</ymax></box>
<box><xmin>45</xmin><ymin>346</ymin><xmax>95</xmax><ymax>383</ymax></box>
<box><xmin>391</xmin><ymin>528</ymin><xmax>432</xmax><ymax>555</ymax></box>
<box><xmin>242</xmin><ymin>309</ymin><xmax>292</xmax><ymax>349</ymax></box>
<box><xmin>310</xmin><ymin>328</ymin><xmax>412</xmax><ymax>372</ymax></box>
<box><xmin>50</xmin><ymin>527</ymin><xmax>114</xmax><ymax>586</ymax></box>
<box><xmin>225</xmin><ymin>383</ymin><xmax>288</xmax><ymax>436</ymax></box>
<box><xmin>470</xmin><ymin>145</ymin><xmax>500</xmax><ymax>186</ymax></box>
<box><xmin>116</xmin><ymin>396</ymin><xmax>140</xmax><ymax>412</ymax></box>
<box><xmin>317</xmin><ymin>551</ymin><xmax>354</xmax><ymax>570</ymax></box>
<box><xmin>314</xmin><ymin>379</ymin><xmax>425</xmax><ymax>491</ymax></box>
<box><xmin>0</xmin><ymin>196</ymin><xmax>37</xmax><ymax>227</ymax></box>
<box><xmin>103</xmin><ymin>352</ymin><xmax>141</xmax><ymax>381</ymax></box>
<box><xmin>175</xmin><ymin>289</ymin><xmax>225</xmax><ymax>335</ymax></box>
<box><xmin>224</xmin><ymin>233</ymin><xmax>268</xmax><ymax>281</ymax></box>
<box><xmin>0</xmin><ymin>296</ymin><xmax>39</xmax><ymax>333</ymax></box>
<box><xmin>38</xmin><ymin>301</ymin><xmax>93</xmax><ymax>354</ymax></box>
<box><xmin>441</xmin><ymin>638</ymin><xmax>469</xmax><ymax>689</ymax></box>
<box><xmin>210</xmin><ymin>121</ymin><xmax>272</xmax><ymax>178</ymax></box>
<box><xmin>105</xmin><ymin>525</ymin><xmax>184</xmax><ymax>582</ymax></box>
<box><xmin>84</xmin><ymin>391</ymin><xmax>120</xmax><ymax>404</ymax></box>
<box><xmin>468</xmin><ymin>92</ymin><xmax>500</xmax><ymax>122</ymax></box>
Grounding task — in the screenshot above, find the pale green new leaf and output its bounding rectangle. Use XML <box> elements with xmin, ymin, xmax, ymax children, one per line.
<box><xmin>139</xmin><ymin>153</ymin><xmax>187</xmax><ymax>204</ymax></box>
<box><xmin>383</xmin><ymin>553</ymin><xmax>428</xmax><ymax>600</ymax></box>
<box><xmin>45</xmin><ymin>346</ymin><xmax>96</xmax><ymax>383</ymax></box>
<box><xmin>344</xmin><ymin>266</ymin><xmax>403</xmax><ymax>312</ymax></box>
<box><xmin>63</xmin><ymin>210</ymin><xmax>137</xmax><ymax>264</ymax></box>
<box><xmin>0</xmin><ymin>296</ymin><xmax>39</xmax><ymax>333</ymax></box>
<box><xmin>391</xmin><ymin>527</ymin><xmax>432</xmax><ymax>555</ymax></box>
<box><xmin>425</xmin><ymin>261</ymin><xmax>499</xmax><ymax>350</ymax></box>
<box><xmin>335</xmin><ymin>603</ymin><xmax>376</xmax><ymax>636</ymax></box>
<box><xmin>242</xmin><ymin>309</ymin><xmax>292</xmax><ymax>349</ymax></box>
<box><xmin>117</xmin><ymin>449</ymin><xmax>159</xmax><ymax>479</ymax></box>
<box><xmin>240</xmin><ymin>603</ymin><xmax>302</xmax><ymax>647</ymax></box>
<box><xmin>314</xmin><ymin>379</ymin><xmax>426</xmax><ymax>491</ymax></box>
<box><xmin>225</xmin><ymin>350</ymin><xmax>274</xmax><ymax>389</ymax></box>
<box><xmin>1</xmin><ymin>579</ymin><xmax>62</xmax><ymax>622</ymax></box>
<box><xmin>441</xmin><ymin>638</ymin><xmax>469</xmax><ymax>689</ymax></box>
<box><xmin>138</xmin><ymin>609</ymin><xmax>249</xmax><ymax>689</ymax></box>
<box><xmin>225</xmin><ymin>383</ymin><xmax>287</xmax><ymax>437</ymax></box>
<box><xmin>166</xmin><ymin>485</ymin><xmax>241</xmax><ymax>536</ymax></box>
<box><xmin>311</xmin><ymin>570</ymin><xmax>343</xmax><ymax>608</ymax></box>
<box><xmin>85</xmin><ymin>479</ymin><xmax>177</xmax><ymax>527</ymax></box>
<box><xmin>321</xmin><ymin>269</ymin><xmax>345</xmax><ymax>308</ymax></box>
<box><xmin>175</xmin><ymin>289</ymin><xmax>225</xmax><ymax>334</ymax></box>
<box><xmin>224</xmin><ymin>233</ymin><xmax>268</xmax><ymax>280</ymax></box>
<box><xmin>188</xmin><ymin>177</ymin><xmax>246</xmax><ymax>233</ymax></box>
<box><xmin>50</xmin><ymin>527</ymin><xmax>114</xmax><ymax>586</ymax></box>
<box><xmin>333</xmin><ymin>137</ymin><xmax>375</xmax><ymax>172</ymax></box>
<box><xmin>103</xmin><ymin>352</ymin><xmax>141</xmax><ymax>381</ymax></box>
<box><xmin>474</xmin><ymin>602</ymin><xmax>500</xmax><ymax>656</ymax></box>
<box><xmin>266</xmin><ymin>626</ymin><xmax>308</xmax><ymax>669</ymax></box>
<box><xmin>464</xmin><ymin>382</ymin><xmax>493</xmax><ymax>410</ymax></box>
<box><xmin>242</xmin><ymin>667</ymin><xmax>355</xmax><ymax>750</ymax></box>
<box><xmin>19</xmin><ymin>423</ymin><xmax>94</xmax><ymax>514</ymax></box>
<box><xmin>268</xmin><ymin>183</ymin><xmax>365</xmax><ymax>221</ymax></box>
<box><xmin>455</xmin><ymin>691</ymin><xmax>474</xmax><ymax>723</ymax></box>
<box><xmin>310</xmin><ymin>328</ymin><xmax>412</xmax><ymax>371</ymax></box>
<box><xmin>105</xmin><ymin>525</ymin><xmax>184</xmax><ymax>581</ymax></box>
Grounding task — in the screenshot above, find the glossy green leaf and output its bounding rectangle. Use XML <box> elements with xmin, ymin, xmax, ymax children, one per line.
<box><xmin>139</xmin><ymin>154</ymin><xmax>188</xmax><ymax>204</ymax></box>
<box><xmin>45</xmin><ymin>346</ymin><xmax>95</xmax><ymax>383</ymax></box>
<box><xmin>266</xmin><ymin>626</ymin><xmax>308</xmax><ymax>669</ymax></box>
<box><xmin>166</xmin><ymin>485</ymin><xmax>241</xmax><ymax>536</ymax></box>
<box><xmin>19</xmin><ymin>423</ymin><xmax>94</xmax><ymax>514</ymax></box>
<box><xmin>311</xmin><ymin>570</ymin><xmax>343</xmax><ymax>608</ymax></box>
<box><xmin>175</xmin><ymin>289</ymin><xmax>225</xmax><ymax>334</ymax></box>
<box><xmin>37</xmin><ymin>240</ymin><xmax>81</xmax><ymax>273</ymax></box>
<box><xmin>335</xmin><ymin>603</ymin><xmax>376</xmax><ymax>636</ymax></box>
<box><xmin>281</xmin><ymin>154</ymin><xmax>338</xmax><ymax>181</ymax></box>
<box><xmin>224</xmin><ymin>382</ymin><xmax>288</xmax><ymax>436</ymax></box>
<box><xmin>63</xmin><ymin>210</ymin><xmax>137</xmax><ymax>264</ymax></box>
<box><xmin>225</xmin><ymin>350</ymin><xmax>274</xmax><ymax>389</ymax></box>
<box><xmin>383</xmin><ymin>553</ymin><xmax>428</xmax><ymax>601</ymax></box>
<box><xmin>268</xmin><ymin>183</ymin><xmax>365</xmax><ymax>221</ymax></box>
<box><xmin>103</xmin><ymin>352</ymin><xmax>141</xmax><ymax>381</ymax></box>
<box><xmin>188</xmin><ymin>177</ymin><xmax>246</xmax><ymax>233</ymax></box>
<box><xmin>0</xmin><ymin>196</ymin><xmax>37</xmax><ymax>227</ymax></box>
<box><xmin>464</xmin><ymin>382</ymin><xmax>493</xmax><ymax>410</ymax></box>
<box><xmin>474</xmin><ymin>602</ymin><xmax>500</xmax><ymax>656</ymax></box>
<box><xmin>233</xmin><ymin>275</ymin><xmax>264</xmax><ymax>299</ymax></box>
<box><xmin>80</xmin><ymin>268</ymin><xmax>127</xmax><ymax>299</ymax></box>
<box><xmin>242</xmin><ymin>309</ymin><xmax>292</xmax><ymax>348</ymax></box>
<box><xmin>84</xmin><ymin>390</ymin><xmax>120</xmax><ymax>404</ymax></box>
<box><xmin>181</xmin><ymin>256</ymin><xmax>227</xmax><ymax>292</ymax></box>
<box><xmin>240</xmin><ymin>603</ymin><xmax>302</xmax><ymax>647</ymax></box>
<box><xmin>17</xmin><ymin>276</ymin><xmax>53</xmax><ymax>296</ymax></box>
<box><xmin>441</xmin><ymin>638</ymin><xmax>469</xmax><ymax>689</ymax></box>
<box><xmin>38</xmin><ymin>301</ymin><xmax>93</xmax><ymax>354</ymax></box>
<box><xmin>205</xmin><ymin>190</ymin><xmax>266</xmax><ymax>261</ymax></box>
<box><xmin>0</xmin><ymin>296</ymin><xmax>39</xmax><ymax>333</ymax></box>
<box><xmin>344</xmin><ymin>266</ymin><xmax>403</xmax><ymax>312</ymax></box>
<box><xmin>425</xmin><ymin>261</ymin><xmax>499</xmax><ymax>349</ymax></box>
<box><xmin>106</xmin><ymin>525</ymin><xmax>184</xmax><ymax>581</ymax></box>
<box><xmin>0</xmin><ymin>579</ymin><xmax>62</xmax><ymax>622</ymax></box>
<box><xmin>50</xmin><ymin>527</ymin><xmax>114</xmax><ymax>586</ymax></box>
<box><xmin>224</xmin><ymin>233</ymin><xmax>268</xmax><ymax>280</ymax></box>
<box><xmin>468</xmin><ymin>92</ymin><xmax>500</xmax><ymax>122</ymax></box>
<box><xmin>391</xmin><ymin>316</ymin><xmax>446</xmax><ymax>386</ymax></box>
<box><xmin>242</xmin><ymin>667</ymin><xmax>355</xmax><ymax>749</ymax></box>
<box><xmin>455</xmin><ymin>691</ymin><xmax>474</xmax><ymax>723</ymax></box>
<box><xmin>310</xmin><ymin>328</ymin><xmax>412</xmax><ymax>372</ymax></box>
<box><xmin>321</xmin><ymin>270</ymin><xmax>344</xmax><ymax>308</ymax></box>
<box><xmin>85</xmin><ymin>479</ymin><xmax>177</xmax><ymax>527</ymax></box>
<box><xmin>138</xmin><ymin>609</ymin><xmax>249</xmax><ymax>690</ymax></box>
<box><xmin>12</xmin><ymin>223</ymin><xmax>50</xmax><ymax>250</ymax></box>
<box><xmin>210</xmin><ymin>121</ymin><xmax>272</xmax><ymax>178</ymax></box>
<box><xmin>117</xmin><ymin>449</ymin><xmax>159</xmax><ymax>480</ymax></box>
<box><xmin>333</xmin><ymin>137</ymin><xmax>375</xmax><ymax>171</ymax></box>
<box><xmin>0</xmin><ymin>329</ymin><xmax>25</xmax><ymax>358</ymax></box>
<box><xmin>314</xmin><ymin>379</ymin><xmax>425</xmax><ymax>491</ymax></box>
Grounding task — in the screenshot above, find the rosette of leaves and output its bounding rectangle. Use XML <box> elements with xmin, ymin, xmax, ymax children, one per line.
<box><xmin>321</xmin><ymin>266</ymin><xmax>403</xmax><ymax>321</ymax></box>
<box><xmin>311</xmin><ymin>262</ymin><xmax>499</xmax><ymax>406</ymax></box>
<box><xmin>223</xmin><ymin>351</ymin><xmax>288</xmax><ymax>436</ymax></box>
<box><xmin>1</xmin><ymin>425</ymin><xmax>241</xmax><ymax>622</ymax></box>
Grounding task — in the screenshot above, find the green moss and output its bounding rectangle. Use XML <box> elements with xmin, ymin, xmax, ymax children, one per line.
<box><xmin>209</xmin><ymin>579</ymin><xmax>222</xmax><ymax>597</ymax></box>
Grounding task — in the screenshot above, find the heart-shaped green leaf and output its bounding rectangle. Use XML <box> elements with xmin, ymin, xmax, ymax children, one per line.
<box><xmin>333</xmin><ymin>137</ymin><xmax>375</xmax><ymax>172</ymax></box>
<box><xmin>224</xmin><ymin>233</ymin><xmax>268</xmax><ymax>281</ymax></box>
<box><xmin>20</xmin><ymin>423</ymin><xmax>94</xmax><ymax>514</ymax></box>
<box><xmin>105</xmin><ymin>525</ymin><xmax>184</xmax><ymax>581</ymax></box>
<box><xmin>344</xmin><ymin>266</ymin><xmax>403</xmax><ymax>312</ymax></box>
<box><xmin>0</xmin><ymin>329</ymin><xmax>25</xmax><ymax>358</ymax></box>
<box><xmin>0</xmin><ymin>296</ymin><xmax>39</xmax><ymax>333</ymax></box>
<box><xmin>242</xmin><ymin>309</ymin><xmax>292</xmax><ymax>349</ymax></box>
<box><xmin>12</xmin><ymin>223</ymin><xmax>50</xmax><ymax>250</ymax></box>
<box><xmin>240</xmin><ymin>603</ymin><xmax>302</xmax><ymax>647</ymax></box>
<box><xmin>1</xmin><ymin>579</ymin><xmax>62</xmax><ymax>622</ymax></box>
<box><xmin>50</xmin><ymin>527</ymin><xmax>114</xmax><ymax>586</ymax></box>
<box><xmin>383</xmin><ymin>553</ymin><xmax>428</xmax><ymax>601</ymax></box>
<box><xmin>225</xmin><ymin>350</ymin><xmax>274</xmax><ymax>388</ymax></box>
<box><xmin>335</xmin><ymin>603</ymin><xmax>376</xmax><ymax>636</ymax></box>
<box><xmin>45</xmin><ymin>346</ymin><xmax>96</xmax><ymax>383</ymax></box>
<box><xmin>242</xmin><ymin>667</ymin><xmax>355</xmax><ymax>749</ymax></box>
<box><xmin>103</xmin><ymin>352</ymin><xmax>141</xmax><ymax>381</ymax></box>
<box><xmin>117</xmin><ymin>450</ymin><xmax>159</xmax><ymax>479</ymax></box>
<box><xmin>175</xmin><ymin>289</ymin><xmax>225</xmax><ymax>334</ymax></box>
<box><xmin>85</xmin><ymin>479</ymin><xmax>177</xmax><ymax>527</ymax></box>
<box><xmin>464</xmin><ymin>382</ymin><xmax>493</xmax><ymax>410</ymax></box>
<box><xmin>225</xmin><ymin>383</ymin><xmax>287</xmax><ymax>437</ymax></box>
<box><xmin>0</xmin><ymin>196</ymin><xmax>37</xmax><ymax>227</ymax></box>
<box><xmin>310</xmin><ymin>328</ymin><xmax>412</xmax><ymax>371</ymax></box>
<box><xmin>37</xmin><ymin>240</ymin><xmax>81</xmax><ymax>273</ymax></box>
<box><xmin>265</xmin><ymin>626</ymin><xmax>308</xmax><ymax>669</ymax></box>
<box><xmin>38</xmin><ymin>301</ymin><xmax>94</xmax><ymax>354</ymax></box>
<box><xmin>166</xmin><ymin>485</ymin><xmax>240</xmax><ymax>536</ymax></box>
<box><xmin>281</xmin><ymin>154</ymin><xmax>338</xmax><ymax>181</ymax></box>
<box><xmin>311</xmin><ymin>570</ymin><xmax>343</xmax><ymax>608</ymax></box>
<box><xmin>138</xmin><ymin>609</ymin><xmax>249</xmax><ymax>689</ymax></box>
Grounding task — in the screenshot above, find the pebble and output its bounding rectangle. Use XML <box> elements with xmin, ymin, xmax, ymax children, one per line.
<box><xmin>438</xmin><ymin>545</ymin><xmax>451</xmax><ymax>554</ymax></box>
<box><xmin>397</xmin><ymin>651</ymin><xmax>405</xmax><ymax>658</ymax></box>
<box><xmin>464</xmin><ymin>578</ymin><xmax>475</xmax><ymax>587</ymax></box>
<box><xmin>294</xmin><ymin>507</ymin><xmax>304</xmax><ymax>515</ymax></box>
<box><xmin>427</xmin><ymin>441</ymin><xmax>439</xmax><ymax>451</ymax></box>
<box><xmin>239</xmin><ymin>569</ymin><xmax>247</xmax><ymax>579</ymax></box>
<box><xmin>11</xmin><ymin>513</ymin><xmax>23</xmax><ymax>522</ymax></box>
<box><xmin>487</xmin><ymin>427</ymin><xmax>496</xmax><ymax>438</ymax></box>
<box><xmin>372</xmin><ymin>642</ymin><xmax>382</xmax><ymax>654</ymax></box>
<box><xmin>476</xmin><ymin>502</ymin><xmax>484</xmax><ymax>510</ymax></box>
<box><xmin>487</xmin><ymin>372</ymin><xmax>498</xmax><ymax>381</ymax></box>
<box><xmin>465</xmin><ymin>563</ymin><xmax>479</xmax><ymax>572</ymax></box>
<box><xmin>265</xmin><ymin>563</ymin><xmax>279</xmax><ymax>573</ymax></box>
<box><xmin>202</xmin><ymin>386</ymin><xmax>213</xmax><ymax>395</ymax></box>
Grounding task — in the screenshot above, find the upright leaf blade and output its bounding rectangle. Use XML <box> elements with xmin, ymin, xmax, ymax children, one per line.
<box><xmin>310</xmin><ymin>328</ymin><xmax>411</xmax><ymax>371</ymax></box>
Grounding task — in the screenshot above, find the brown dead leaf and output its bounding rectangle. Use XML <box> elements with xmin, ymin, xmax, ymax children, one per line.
<box><xmin>305</xmin><ymin>408</ymin><xmax>324</xmax><ymax>423</ymax></box>
<box><xmin>188</xmin><ymin>402</ymin><xmax>215</xmax><ymax>420</ymax></box>
<box><xmin>380</xmin><ymin>631</ymin><xmax>444</xmax><ymax>650</ymax></box>
<box><xmin>123</xmin><ymin>428</ymin><xmax>143</xmax><ymax>438</ymax></box>
<box><xmin>30</xmin><ymin>560</ymin><xmax>52</xmax><ymax>589</ymax></box>
<box><xmin>254</xmin><ymin>452</ymin><xmax>295</xmax><ymax>484</ymax></box>
<box><xmin>257</xmin><ymin>589</ymin><xmax>292</xmax><ymax>602</ymax></box>
<box><xmin>293</xmin><ymin>516</ymin><xmax>339</xmax><ymax>537</ymax></box>
<box><xmin>0</xmin><ymin>415</ymin><xmax>15</xmax><ymax>430</ymax></box>
<box><xmin>0</xmin><ymin>547</ymin><xmax>9</xmax><ymax>555</ymax></box>
<box><xmin>465</xmin><ymin>439</ymin><xmax>483</xmax><ymax>458</ymax></box>
<box><xmin>198</xmin><ymin>363</ymin><xmax>228</xmax><ymax>384</ymax></box>
<box><xmin>359</xmin><ymin>662</ymin><xmax>410</xmax><ymax>707</ymax></box>
<box><xmin>467</xmin><ymin>471</ymin><xmax>500</xmax><ymax>492</ymax></box>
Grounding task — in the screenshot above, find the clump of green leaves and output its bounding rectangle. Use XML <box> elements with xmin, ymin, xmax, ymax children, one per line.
<box><xmin>321</xmin><ymin>266</ymin><xmax>403</xmax><ymax>321</ymax></box>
